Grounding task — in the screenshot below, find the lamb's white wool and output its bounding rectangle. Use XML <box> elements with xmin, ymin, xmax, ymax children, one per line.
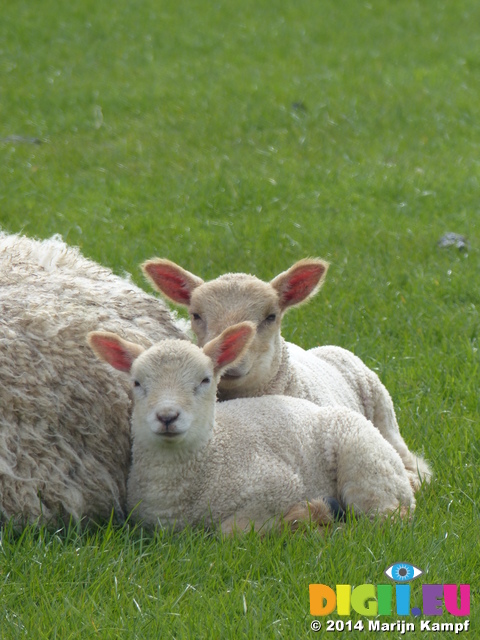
<box><xmin>142</xmin><ymin>258</ymin><xmax>431</xmax><ymax>491</ymax></box>
<box><xmin>0</xmin><ymin>231</ymin><xmax>188</xmax><ymax>527</ymax></box>
<box><xmin>89</xmin><ymin>323</ymin><xmax>416</xmax><ymax>533</ymax></box>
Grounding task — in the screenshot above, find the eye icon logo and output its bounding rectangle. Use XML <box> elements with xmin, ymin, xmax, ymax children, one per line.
<box><xmin>384</xmin><ymin>562</ymin><xmax>423</xmax><ymax>582</ymax></box>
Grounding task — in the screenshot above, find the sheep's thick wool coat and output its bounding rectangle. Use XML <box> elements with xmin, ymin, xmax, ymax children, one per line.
<box><xmin>128</xmin><ymin>399</ymin><xmax>415</xmax><ymax>531</ymax></box>
<box><xmin>0</xmin><ymin>232</ymin><xmax>186</xmax><ymax>526</ymax></box>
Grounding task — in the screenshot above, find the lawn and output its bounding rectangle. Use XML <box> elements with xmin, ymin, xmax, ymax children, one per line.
<box><xmin>1</xmin><ymin>0</ymin><xmax>479</xmax><ymax>637</ymax></box>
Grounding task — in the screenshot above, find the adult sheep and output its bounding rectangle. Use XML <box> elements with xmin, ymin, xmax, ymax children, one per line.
<box><xmin>0</xmin><ymin>232</ymin><xmax>187</xmax><ymax>527</ymax></box>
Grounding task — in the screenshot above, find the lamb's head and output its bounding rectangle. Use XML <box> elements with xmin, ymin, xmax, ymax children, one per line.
<box><xmin>142</xmin><ymin>258</ymin><xmax>328</xmax><ymax>397</ymax></box>
<box><xmin>87</xmin><ymin>322</ymin><xmax>254</xmax><ymax>453</ymax></box>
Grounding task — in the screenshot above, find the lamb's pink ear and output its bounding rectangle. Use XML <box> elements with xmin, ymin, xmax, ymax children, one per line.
<box><xmin>203</xmin><ymin>322</ymin><xmax>255</xmax><ymax>375</ymax></box>
<box><xmin>87</xmin><ymin>331</ymin><xmax>145</xmax><ymax>372</ymax></box>
<box><xmin>270</xmin><ymin>258</ymin><xmax>329</xmax><ymax>311</ymax></box>
<box><xmin>141</xmin><ymin>258</ymin><xmax>204</xmax><ymax>306</ymax></box>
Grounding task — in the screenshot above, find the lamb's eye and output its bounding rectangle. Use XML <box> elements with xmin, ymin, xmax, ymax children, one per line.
<box><xmin>133</xmin><ymin>380</ymin><xmax>141</xmax><ymax>388</ymax></box>
<box><xmin>195</xmin><ymin>377</ymin><xmax>211</xmax><ymax>393</ymax></box>
<box><xmin>192</xmin><ymin>313</ymin><xmax>202</xmax><ymax>321</ymax></box>
<box><xmin>265</xmin><ymin>313</ymin><xmax>276</xmax><ymax>323</ymax></box>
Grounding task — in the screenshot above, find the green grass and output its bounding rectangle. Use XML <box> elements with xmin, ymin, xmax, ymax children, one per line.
<box><xmin>1</xmin><ymin>0</ymin><xmax>479</xmax><ymax>637</ymax></box>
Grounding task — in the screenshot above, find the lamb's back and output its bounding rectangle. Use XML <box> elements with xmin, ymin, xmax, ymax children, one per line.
<box><xmin>284</xmin><ymin>342</ymin><xmax>364</xmax><ymax>413</ymax></box>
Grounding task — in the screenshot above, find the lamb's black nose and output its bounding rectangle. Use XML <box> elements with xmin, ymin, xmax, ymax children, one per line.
<box><xmin>156</xmin><ymin>412</ymin><xmax>180</xmax><ymax>429</ymax></box>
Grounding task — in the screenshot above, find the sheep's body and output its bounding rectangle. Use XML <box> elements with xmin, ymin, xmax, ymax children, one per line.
<box><xmin>242</xmin><ymin>339</ymin><xmax>426</xmax><ymax>490</ymax></box>
<box><xmin>89</xmin><ymin>326</ymin><xmax>415</xmax><ymax>533</ymax></box>
<box><xmin>129</xmin><ymin>397</ymin><xmax>415</xmax><ymax>532</ymax></box>
<box><xmin>0</xmin><ymin>232</ymin><xmax>187</xmax><ymax>526</ymax></box>
<box><xmin>142</xmin><ymin>259</ymin><xmax>431</xmax><ymax>491</ymax></box>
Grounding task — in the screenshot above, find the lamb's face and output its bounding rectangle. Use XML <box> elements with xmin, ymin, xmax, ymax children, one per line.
<box><xmin>130</xmin><ymin>341</ymin><xmax>217</xmax><ymax>451</ymax></box>
<box><xmin>141</xmin><ymin>257</ymin><xmax>328</xmax><ymax>398</ymax></box>
<box><xmin>188</xmin><ymin>274</ymin><xmax>282</xmax><ymax>394</ymax></box>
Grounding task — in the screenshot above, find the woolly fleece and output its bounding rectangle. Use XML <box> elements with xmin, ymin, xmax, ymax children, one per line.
<box><xmin>0</xmin><ymin>232</ymin><xmax>187</xmax><ymax>526</ymax></box>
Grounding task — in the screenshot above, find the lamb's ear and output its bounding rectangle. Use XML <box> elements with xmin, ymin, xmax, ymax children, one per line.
<box><xmin>270</xmin><ymin>258</ymin><xmax>329</xmax><ymax>312</ymax></box>
<box><xmin>87</xmin><ymin>331</ymin><xmax>145</xmax><ymax>372</ymax></box>
<box><xmin>141</xmin><ymin>258</ymin><xmax>204</xmax><ymax>306</ymax></box>
<box><xmin>203</xmin><ymin>322</ymin><xmax>255</xmax><ymax>376</ymax></box>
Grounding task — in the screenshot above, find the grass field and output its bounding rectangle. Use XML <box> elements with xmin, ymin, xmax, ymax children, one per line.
<box><xmin>1</xmin><ymin>0</ymin><xmax>479</xmax><ymax>637</ymax></box>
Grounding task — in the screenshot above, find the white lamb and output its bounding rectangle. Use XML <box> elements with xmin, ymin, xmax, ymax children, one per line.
<box><xmin>141</xmin><ymin>258</ymin><xmax>431</xmax><ymax>491</ymax></box>
<box><xmin>88</xmin><ymin>322</ymin><xmax>415</xmax><ymax>533</ymax></box>
<box><xmin>0</xmin><ymin>232</ymin><xmax>188</xmax><ymax>527</ymax></box>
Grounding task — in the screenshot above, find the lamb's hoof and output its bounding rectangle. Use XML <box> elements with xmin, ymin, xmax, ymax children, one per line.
<box><xmin>325</xmin><ymin>497</ymin><xmax>346</xmax><ymax>522</ymax></box>
<box><xmin>220</xmin><ymin>515</ymin><xmax>252</xmax><ymax>536</ymax></box>
<box><xmin>392</xmin><ymin>505</ymin><xmax>415</xmax><ymax>522</ymax></box>
<box><xmin>284</xmin><ymin>497</ymin><xmax>345</xmax><ymax>532</ymax></box>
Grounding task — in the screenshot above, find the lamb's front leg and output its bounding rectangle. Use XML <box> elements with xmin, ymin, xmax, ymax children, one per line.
<box><xmin>283</xmin><ymin>497</ymin><xmax>344</xmax><ymax>530</ymax></box>
<box><xmin>221</xmin><ymin>497</ymin><xmax>344</xmax><ymax>535</ymax></box>
<box><xmin>220</xmin><ymin>513</ymin><xmax>256</xmax><ymax>535</ymax></box>
<box><xmin>220</xmin><ymin>511</ymin><xmax>284</xmax><ymax>535</ymax></box>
